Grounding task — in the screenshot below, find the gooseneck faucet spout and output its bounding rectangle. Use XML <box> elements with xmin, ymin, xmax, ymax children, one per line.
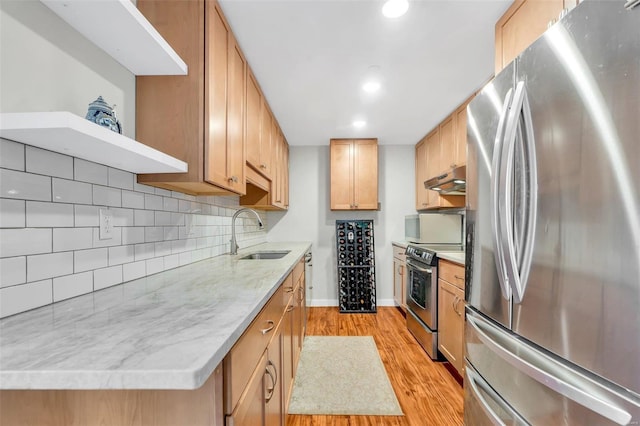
<box><xmin>230</xmin><ymin>208</ymin><xmax>263</xmax><ymax>255</ymax></box>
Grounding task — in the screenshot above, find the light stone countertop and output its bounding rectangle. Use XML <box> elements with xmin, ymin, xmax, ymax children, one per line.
<box><xmin>0</xmin><ymin>241</ymin><xmax>311</xmax><ymax>390</ymax></box>
<box><xmin>437</xmin><ymin>251</ymin><xmax>465</xmax><ymax>265</ymax></box>
<box><xmin>391</xmin><ymin>240</ymin><xmax>409</xmax><ymax>249</ymax></box>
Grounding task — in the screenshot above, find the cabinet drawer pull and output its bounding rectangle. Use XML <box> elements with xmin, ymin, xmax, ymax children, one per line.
<box><xmin>260</xmin><ymin>320</ymin><xmax>275</xmax><ymax>335</ymax></box>
<box><xmin>398</xmin><ymin>265</ymin><xmax>403</xmax><ymax>275</ymax></box>
<box><xmin>227</xmin><ymin>176</ymin><xmax>238</xmax><ymax>183</ymax></box>
<box><xmin>265</xmin><ymin>360</ymin><xmax>277</xmax><ymax>403</ymax></box>
<box><xmin>454</xmin><ymin>274</ymin><xmax>464</xmax><ymax>281</ymax></box>
<box><xmin>285</xmin><ymin>287</ymin><xmax>294</xmax><ymax>293</ymax></box>
<box><xmin>286</xmin><ymin>305</ymin><xmax>294</xmax><ymax>312</ymax></box>
<box><xmin>260</xmin><ymin>164</ymin><xmax>267</xmax><ymax>169</ymax></box>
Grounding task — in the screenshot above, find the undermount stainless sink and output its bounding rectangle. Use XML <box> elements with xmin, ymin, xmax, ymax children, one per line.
<box><xmin>239</xmin><ymin>250</ymin><xmax>291</xmax><ymax>260</ymax></box>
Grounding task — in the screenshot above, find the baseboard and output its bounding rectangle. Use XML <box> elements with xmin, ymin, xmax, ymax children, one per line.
<box><xmin>308</xmin><ymin>299</ymin><xmax>399</xmax><ymax>307</ymax></box>
<box><xmin>308</xmin><ymin>299</ymin><xmax>338</xmax><ymax>307</ymax></box>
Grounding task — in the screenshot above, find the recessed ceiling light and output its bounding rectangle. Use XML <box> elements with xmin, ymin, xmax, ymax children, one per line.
<box><xmin>362</xmin><ymin>81</ymin><xmax>381</xmax><ymax>93</ymax></box>
<box><xmin>382</xmin><ymin>0</ymin><xmax>409</xmax><ymax>18</ymax></box>
<box><xmin>353</xmin><ymin>120</ymin><xmax>366</xmax><ymax>128</ymax></box>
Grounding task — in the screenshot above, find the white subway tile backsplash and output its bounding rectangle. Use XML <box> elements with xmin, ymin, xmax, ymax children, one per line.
<box><xmin>122</xmin><ymin>190</ymin><xmax>144</xmax><ymax>209</ymax></box>
<box><xmin>145</xmin><ymin>226</ymin><xmax>164</xmax><ymax>243</ymax></box>
<box><xmin>0</xmin><ymin>279</ymin><xmax>52</xmax><ymax>318</ymax></box>
<box><xmin>111</xmin><ymin>208</ymin><xmax>134</xmax><ymax>227</ymax></box>
<box><xmin>94</xmin><ymin>265</ymin><xmax>123</xmax><ymax>290</ymax></box>
<box><xmin>107</xmin><ymin>168</ymin><xmax>134</xmax><ymax>190</ymax></box>
<box><xmin>154</xmin><ymin>241</ymin><xmax>171</xmax><ymax>257</ymax></box>
<box><xmin>163</xmin><ymin>226</ymin><xmax>179</xmax><ymax>241</ymax></box>
<box><xmin>154</xmin><ymin>211</ymin><xmax>171</xmax><ymax>226</ymax></box>
<box><xmin>134</xmin><ymin>243</ymin><xmax>155</xmax><ymax>261</ymax></box>
<box><xmin>0</xmin><ymin>256</ymin><xmax>26</xmax><ymax>287</ymax></box>
<box><xmin>53</xmin><ymin>178</ymin><xmax>92</xmax><ymax>204</ymax></box>
<box><xmin>122</xmin><ymin>227</ymin><xmax>144</xmax><ymax>245</ymax></box>
<box><xmin>1</xmin><ymin>169</ymin><xmax>51</xmax><ymax>201</ymax></box>
<box><xmin>0</xmin><ymin>229</ymin><xmax>51</xmax><ymax>257</ymax></box>
<box><xmin>134</xmin><ymin>209</ymin><xmax>154</xmax><ymax>226</ymax></box>
<box><xmin>0</xmin><ymin>141</ymin><xmax>267</xmax><ymax>317</ymax></box>
<box><xmin>122</xmin><ymin>261</ymin><xmax>145</xmax><ymax>282</ymax></box>
<box><xmin>74</xmin><ymin>248</ymin><xmax>108</xmax><ymax>273</ymax></box>
<box><xmin>26</xmin><ymin>201</ymin><xmax>74</xmax><ymax>227</ymax></box>
<box><xmin>144</xmin><ymin>194</ymin><xmax>163</xmax><ymax>210</ymax></box>
<box><xmin>163</xmin><ymin>197</ymin><xmax>179</xmax><ymax>212</ymax></box>
<box><xmin>92</xmin><ymin>227</ymin><xmax>122</xmax><ymax>248</ymax></box>
<box><xmin>74</xmin><ymin>205</ymin><xmax>100</xmax><ymax>227</ymax></box>
<box><xmin>25</xmin><ymin>146</ymin><xmax>73</xmax><ymax>179</ymax></box>
<box><xmin>146</xmin><ymin>257</ymin><xmax>163</xmax><ymax>275</ymax></box>
<box><xmin>163</xmin><ymin>254</ymin><xmax>179</xmax><ymax>270</ymax></box>
<box><xmin>0</xmin><ymin>199</ymin><xmax>25</xmax><ymax>228</ymax></box>
<box><xmin>133</xmin><ymin>181</ymin><xmax>156</xmax><ymax>194</ymax></box>
<box><xmin>27</xmin><ymin>252</ymin><xmax>73</xmax><ymax>282</ymax></box>
<box><xmin>53</xmin><ymin>228</ymin><xmax>93</xmax><ymax>252</ymax></box>
<box><xmin>93</xmin><ymin>185</ymin><xmax>121</xmax><ymax>207</ymax></box>
<box><xmin>0</xmin><ymin>138</ymin><xmax>25</xmax><ymax>171</ymax></box>
<box><xmin>74</xmin><ymin>159</ymin><xmax>108</xmax><ymax>185</ymax></box>
<box><xmin>53</xmin><ymin>272</ymin><xmax>93</xmax><ymax>302</ymax></box>
<box><xmin>108</xmin><ymin>245</ymin><xmax>134</xmax><ymax>266</ymax></box>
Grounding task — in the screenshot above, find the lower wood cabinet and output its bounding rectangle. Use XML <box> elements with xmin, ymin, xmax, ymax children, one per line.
<box><xmin>392</xmin><ymin>244</ymin><xmax>407</xmax><ymax>311</ymax></box>
<box><xmin>224</xmin><ymin>259</ymin><xmax>306</xmax><ymax>426</ymax></box>
<box><xmin>437</xmin><ymin>260</ymin><xmax>466</xmax><ymax>376</ymax></box>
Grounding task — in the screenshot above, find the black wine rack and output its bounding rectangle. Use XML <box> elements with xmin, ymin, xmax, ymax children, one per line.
<box><xmin>336</xmin><ymin>220</ymin><xmax>376</xmax><ymax>313</ymax></box>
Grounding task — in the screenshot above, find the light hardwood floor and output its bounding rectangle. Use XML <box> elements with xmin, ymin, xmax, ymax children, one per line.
<box><xmin>287</xmin><ymin>307</ymin><xmax>464</xmax><ymax>426</ymax></box>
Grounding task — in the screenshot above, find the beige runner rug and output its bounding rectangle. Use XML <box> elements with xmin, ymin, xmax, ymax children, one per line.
<box><xmin>288</xmin><ymin>336</ymin><xmax>403</xmax><ymax>416</ymax></box>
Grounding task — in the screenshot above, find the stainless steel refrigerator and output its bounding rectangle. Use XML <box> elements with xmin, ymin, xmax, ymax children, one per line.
<box><xmin>464</xmin><ymin>1</ymin><xmax>640</xmax><ymax>424</ymax></box>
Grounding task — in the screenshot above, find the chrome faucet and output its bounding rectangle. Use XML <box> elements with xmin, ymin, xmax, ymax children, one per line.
<box><xmin>230</xmin><ymin>208</ymin><xmax>263</xmax><ymax>255</ymax></box>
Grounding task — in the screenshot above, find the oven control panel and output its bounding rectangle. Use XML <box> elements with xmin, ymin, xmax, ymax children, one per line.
<box><xmin>405</xmin><ymin>245</ymin><xmax>437</xmax><ymax>265</ymax></box>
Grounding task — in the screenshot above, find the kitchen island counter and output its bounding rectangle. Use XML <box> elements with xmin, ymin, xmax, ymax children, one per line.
<box><xmin>0</xmin><ymin>242</ymin><xmax>311</xmax><ymax>390</ymax></box>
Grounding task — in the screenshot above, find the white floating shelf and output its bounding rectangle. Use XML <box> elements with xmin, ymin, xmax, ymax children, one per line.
<box><xmin>0</xmin><ymin>112</ymin><xmax>188</xmax><ymax>174</ymax></box>
<box><xmin>40</xmin><ymin>0</ymin><xmax>187</xmax><ymax>76</ymax></box>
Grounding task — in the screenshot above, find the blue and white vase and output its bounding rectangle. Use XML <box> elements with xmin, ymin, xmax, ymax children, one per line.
<box><xmin>85</xmin><ymin>96</ymin><xmax>122</xmax><ymax>134</ymax></box>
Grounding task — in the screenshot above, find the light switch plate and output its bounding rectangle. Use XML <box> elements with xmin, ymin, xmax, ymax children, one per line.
<box><xmin>99</xmin><ymin>208</ymin><xmax>113</xmax><ymax>240</ymax></box>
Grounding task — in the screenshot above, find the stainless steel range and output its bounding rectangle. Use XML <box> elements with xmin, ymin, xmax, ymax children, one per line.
<box><xmin>405</xmin><ymin>243</ymin><xmax>462</xmax><ymax>359</ymax></box>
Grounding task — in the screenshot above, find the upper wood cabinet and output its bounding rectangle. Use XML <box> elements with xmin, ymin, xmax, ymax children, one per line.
<box><xmin>453</xmin><ymin>100</ymin><xmax>469</xmax><ymax>168</ymax></box>
<box><xmin>415</xmin><ymin>137</ymin><xmax>429</xmax><ymax>210</ymax></box>
<box><xmin>439</xmin><ymin>116</ymin><xmax>455</xmax><ymax>173</ymax></box>
<box><xmin>136</xmin><ymin>0</ymin><xmax>245</xmax><ymax>195</ymax></box>
<box><xmin>495</xmin><ymin>0</ymin><xmax>573</xmax><ymax>73</ymax></box>
<box><xmin>246</xmin><ymin>71</ymin><xmax>273</xmax><ymax>180</ymax></box>
<box><xmin>330</xmin><ymin>139</ymin><xmax>378</xmax><ymax>211</ymax></box>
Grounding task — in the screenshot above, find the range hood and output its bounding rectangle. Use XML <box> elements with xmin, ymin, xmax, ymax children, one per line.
<box><xmin>424</xmin><ymin>165</ymin><xmax>466</xmax><ymax>194</ymax></box>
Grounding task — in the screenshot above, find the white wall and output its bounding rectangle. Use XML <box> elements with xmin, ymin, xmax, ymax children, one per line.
<box><xmin>0</xmin><ymin>1</ymin><xmax>135</xmax><ymax>138</ymax></box>
<box><xmin>267</xmin><ymin>145</ymin><xmax>415</xmax><ymax>306</ymax></box>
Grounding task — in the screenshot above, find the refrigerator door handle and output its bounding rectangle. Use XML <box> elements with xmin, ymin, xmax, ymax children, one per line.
<box><xmin>490</xmin><ymin>88</ymin><xmax>513</xmax><ymax>300</ymax></box>
<box><xmin>466</xmin><ymin>363</ymin><xmax>527</xmax><ymax>426</ymax></box>
<box><xmin>467</xmin><ymin>314</ymin><xmax>633</xmax><ymax>425</ymax></box>
<box><xmin>499</xmin><ymin>81</ymin><xmax>537</xmax><ymax>304</ymax></box>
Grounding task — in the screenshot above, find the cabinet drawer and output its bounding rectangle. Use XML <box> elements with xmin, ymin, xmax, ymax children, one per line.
<box><xmin>224</xmin><ymin>283</ymin><xmax>284</xmax><ymax>413</ymax></box>
<box><xmin>439</xmin><ymin>259</ymin><xmax>465</xmax><ymax>290</ymax></box>
<box><xmin>392</xmin><ymin>245</ymin><xmax>406</xmax><ymax>261</ymax></box>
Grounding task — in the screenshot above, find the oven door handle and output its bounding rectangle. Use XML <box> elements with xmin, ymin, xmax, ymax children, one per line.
<box><xmin>407</xmin><ymin>262</ymin><xmax>432</xmax><ymax>274</ymax></box>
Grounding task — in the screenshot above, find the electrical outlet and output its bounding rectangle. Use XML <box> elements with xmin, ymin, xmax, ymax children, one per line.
<box><xmin>99</xmin><ymin>209</ymin><xmax>113</xmax><ymax>240</ymax></box>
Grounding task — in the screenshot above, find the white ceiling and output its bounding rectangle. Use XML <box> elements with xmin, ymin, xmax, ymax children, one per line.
<box><xmin>218</xmin><ymin>0</ymin><xmax>511</xmax><ymax>146</ymax></box>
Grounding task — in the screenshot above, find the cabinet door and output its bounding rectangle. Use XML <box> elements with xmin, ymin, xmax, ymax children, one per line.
<box><xmin>454</xmin><ymin>101</ymin><xmax>469</xmax><ymax>168</ymax></box>
<box><xmin>225</xmin><ymin>37</ymin><xmax>246</xmax><ymax>194</ymax></box>
<box><xmin>330</xmin><ymin>140</ymin><xmax>354</xmax><ymax>210</ymax></box>
<box><xmin>415</xmin><ymin>138</ymin><xmax>429</xmax><ymax>210</ymax></box>
<box><xmin>204</xmin><ymin>3</ymin><xmax>229</xmax><ymax>189</ymax></box>
<box><xmin>438</xmin><ymin>279</ymin><xmax>465</xmax><ymax>374</ymax></box>
<box><xmin>246</xmin><ymin>71</ymin><xmax>262</xmax><ymax>172</ymax></box>
<box><xmin>439</xmin><ymin>116</ymin><xmax>455</xmax><ymax>173</ymax></box>
<box><xmin>282</xmin><ymin>297</ymin><xmax>294</xmax><ymax>413</ymax></box>
<box><xmin>425</xmin><ymin>130</ymin><xmax>441</xmax><ymax>208</ymax></box>
<box><xmin>260</xmin><ymin>100</ymin><xmax>272</xmax><ymax>179</ymax></box>
<box><xmin>353</xmin><ymin>139</ymin><xmax>378</xmax><ymax>210</ymax></box>
<box><xmin>283</xmin><ymin>141</ymin><xmax>289</xmax><ymax>209</ymax></box>
<box><xmin>228</xmin><ymin>351</ymin><xmax>267</xmax><ymax>426</ymax></box>
<box><xmin>495</xmin><ymin>0</ymin><xmax>565</xmax><ymax>73</ymax></box>
<box><xmin>265</xmin><ymin>327</ymin><xmax>283</xmax><ymax>426</ymax></box>
<box><xmin>393</xmin><ymin>258</ymin><xmax>406</xmax><ymax>309</ymax></box>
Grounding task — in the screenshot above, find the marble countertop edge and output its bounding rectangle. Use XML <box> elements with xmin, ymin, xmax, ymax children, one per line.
<box><xmin>0</xmin><ymin>241</ymin><xmax>312</xmax><ymax>390</ymax></box>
